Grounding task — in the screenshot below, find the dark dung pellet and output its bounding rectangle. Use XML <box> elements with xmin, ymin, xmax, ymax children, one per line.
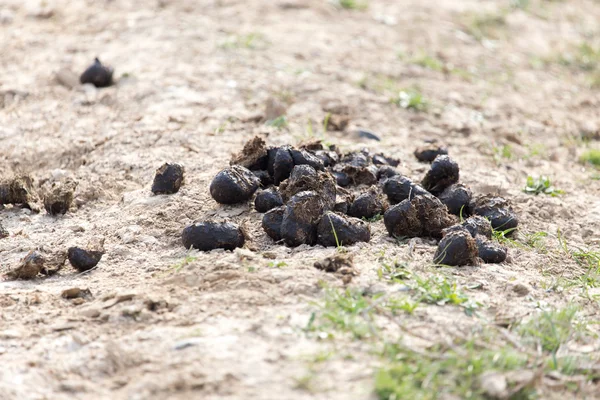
<box><xmin>421</xmin><ymin>155</ymin><xmax>459</xmax><ymax>196</ymax></box>
<box><xmin>209</xmin><ymin>165</ymin><xmax>260</xmax><ymax>204</ymax></box>
<box><xmin>348</xmin><ymin>189</ymin><xmax>385</xmax><ymax>219</ymax></box>
<box><xmin>357</xmin><ymin>129</ymin><xmax>380</xmax><ymax>141</ymax></box>
<box><xmin>254</xmin><ymin>188</ymin><xmax>283</xmax><ymax>213</ymax></box>
<box><xmin>80</xmin><ymin>58</ymin><xmax>114</xmax><ymax>88</ymax></box>
<box><xmin>434</xmin><ymin>228</ymin><xmax>478</xmax><ymax>266</ymax></box>
<box><xmin>269</xmin><ymin>147</ymin><xmax>295</xmax><ymax>185</ymax></box>
<box><xmin>470</xmin><ymin>195</ymin><xmax>519</xmax><ymax>231</ymax></box>
<box><xmin>382</xmin><ymin>175</ymin><xmax>428</xmax><ymax>204</ymax></box>
<box><xmin>262</xmin><ymin>206</ymin><xmax>285</xmax><ymax>241</ymax></box>
<box><xmin>252</xmin><ymin>170</ymin><xmax>274</xmax><ymax>187</ymax></box>
<box><xmin>281</xmin><ymin>191</ymin><xmax>327</xmax><ymax>247</ymax></box>
<box><xmin>438</xmin><ymin>183</ymin><xmax>472</xmax><ymax>216</ymax></box>
<box><xmin>476</xmin><ymin>236</ymin><xmax>507</xmax><ymax>263</ymax></box>
<box><xmin>384</xmin><ymin>194</ymin><xmax>455</xmax><ymax>239</ymax></box>
<box><xmin>377</xmin><ymin>166</ymin><xmax>399</xmax><ymax>181</ymax></box>
<box><xmin>67</xmin><ymin>247</ymin><xmax>103</xmax><ymax>272</ymax></box>
<box><xmin>152</xmin><ymin>163</ymin><xmax>184</xmax><ymax>195</ymax></box>
<box><xmin>289</xmin><ymin>149</ymin><xmax>325</xmax><ymax>171</ymax></box>
<box><xmin>462</xmin><ymin>216</ymin><xmax>493</xmax><ymax>239</ymax></box>
<box><xmin>313</xmin><ymin>150</ymin><xmax>339</xmax><ymax>168</ymax></box>
<box><xmin>372</xmin><ymin>153</ymin><xmax>400</xmax><ymax>167</ymax></box>
<box><xmin>332</xmin><ymin>171</ymin><xmax>351</xmax><ymax>187</ymax></box>
<box><xmin>317</xmin><ymin>212</ymin><xmax>370</xmax><ymax>247</ymax></box>
<box><xmin>278</xmin><ymin>165</ymin><xmax>336</xmax><ymax>210</ymax></box>
<box><xmin>414</xmin><ymin>144</ymin><xmax>448</xmax><ymax>163</ymax></box>
<box><xmin>182</xmin><ymin>222</ymin><xmax>245</xmax><ymax>251</ymax></box>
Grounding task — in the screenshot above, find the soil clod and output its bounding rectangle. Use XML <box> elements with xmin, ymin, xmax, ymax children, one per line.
<box><xmin>6</xmin><ymin>250</ymin><xmax>45</xmax><ymax>280</ymax></box>
<box><xmin>317</xmin><ymin>211</ymin><xmax>370</xmax><ymax>247</ymax></box>
<box><xmin>43</xmin><ymin>178</ymin><xmax>77</xmax><ymax>215</ymax></box>
<box><xmin>80</xmin><ymin>58</ymin><xmax>114</xmax><ymax>88</ymax></box>
<box><xmin>434</xmin><ymin>228</ymin><xmax>479</xmax><ymax>266</ymax></box>
<box><xmin>254</xmin><ymin>188</ymin><xmax>284</xmax><ymax>213</ymax></box>
<box><xmin>314</xmin><ymin>253</ymin><xmax>357</xmax><ymax>283</ymax></box>
<box><xmin>0</xmin><ymin>222</ymin><xmax>8</xmax><ymax>239</ymax></box>
<box><xmin>0</xmin><ymin>175</ymin><xmax>40</xmax><ymax>211</ymax></box>
<box><xmin>182</xmin><ymin>222</ymin><xmax>245</xmax><ymax>251</ymax></box>
<box><xmin>151</xmin><ymin>163</ymin><xmax>184</xmax><ymax>195</ymax></box>
<box><xmin>421</xmin><ymin>155</ymin><xmax>459</xmax><ymax>195</ymax></box>
<box><xmin>210</xmin><ymin>165</ymin><xmax>260</xmax><ymax>204</ymax></box>
<box><xmin>230</xmin><ymin>136</ymin><xmax>268</xmax><ymax>170</ymax></box>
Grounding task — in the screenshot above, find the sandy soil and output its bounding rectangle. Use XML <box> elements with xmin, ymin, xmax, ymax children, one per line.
<box><xmin>1</xmin><ymin>0</ymin><xmax>600</xmax><ymax>399</ymax></box>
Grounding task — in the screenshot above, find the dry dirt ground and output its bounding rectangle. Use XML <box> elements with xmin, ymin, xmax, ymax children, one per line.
<box><xmin>1</xmin><ymin>0</ymin><xmax>600</xmax><ymax>399</ymax></box>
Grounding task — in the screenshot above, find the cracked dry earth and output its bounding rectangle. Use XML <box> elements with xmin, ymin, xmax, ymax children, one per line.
<box><xmin>1</xmin><ymin>0</ymin><xmax>600</xmax><ymax>399</ymax></box>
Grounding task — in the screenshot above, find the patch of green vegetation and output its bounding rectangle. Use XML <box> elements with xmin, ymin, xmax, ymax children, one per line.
<box><xmin>523</xmin><ymin>231</ymin><xmax>548</xmax><ymax>252</ymax></box>
<box><xmin>410</xmin><ymin>275</ymin><xmax>476</xmax><ymax>312</ymax></box>
<box><xmin>265</xmin><ymin>115</ymin><xmax>288</xmax><ymax>129</ymax></box>
<box><xmin>336</xmin><ymin>0</ymin><xmax>368</xmax><ymax>10</ymax></box>
<box><xmin>377</xmin><ymin>259</ymin><xmax>411</xmax><ymax>283</ymax></box>
<box><xmin>510</xmin><ymin>0</ymin><xmax>530</xmax><ymax>10</ymax></box>
<box><xmin>307</xmin><ymin>287</ymin><xmax>374</xmax><ymax>339</ymax></box>
<box><xmin>385</xmin><ymin>297</ymin><xmax>419</xmax><ymax>315</ymax></box>
<box><xmin>362</xmin><ymin>213</ymin><xmax>383</xmax><ymax>222</ymax></box>
<box><xmin>523</xmin><ymin>176</ymin><xmax>564</xmax><ymax>197</ymax></box>
<box><xmin>375</xmin><ymin>342</ymin><xmax>532</xmax><ymax>400</ymax></box>
<box><xmin>408</xmin><ymin>52</ymin><xmax>444</xmax><ymax>72</ymax></box>
<box><xmin>267</xmin><ymin>261</ymin><xmax>287</xmax><ymax>268</ymax></box>
<box><xmin>525</xmin><ymin>143</ymin><xmax>546</xmax><ymax>159</ymax></box>
<box><xmin>170</xmin><ymin>254</ymin><xmax>198</xmax><ymax>273</ymax></box>
<box><xmin>463</xmin><ymin>12</ymin><xmax>508</xmax><ymax>41</ymax></box>
<box><xmin>219</xmin><ymin>32</ymin><xmax>268</xmax><ymax>50</ymax></box>
<box><xmin>559</xmin><ymin>42</ymin><xmax>600</xmax><ymax>72</ymax></box>
<box><xmin>580</xmin><ymin>149</ymin><xmax>600</xmax><ymax>167</ymax></box>
<box><xmin>518</xmin><ymin>306</ymin><xmax>580</xmax><ymax>354</ymax></box>
<box><xmin>493</xmin><ymin>144</ymin><xmax>513</xmax><ymax>162</ymax></box>
<box><xmin>391</xmin><ymin>89</ymin><xmax>428</xmax><ymax>111</ymax></box>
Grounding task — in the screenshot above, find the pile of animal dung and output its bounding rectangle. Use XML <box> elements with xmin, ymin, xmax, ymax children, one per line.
<box><xmin>185</xmin><ymin>137</ymin><xmax>519</xmax><ymax>266</ymax></box>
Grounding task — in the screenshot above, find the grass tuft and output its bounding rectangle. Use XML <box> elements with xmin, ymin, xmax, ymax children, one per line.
<box><xmin>523</xmin><ymin>176</ymin><xmax>564</xmax><ymax>197</ymax></box>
